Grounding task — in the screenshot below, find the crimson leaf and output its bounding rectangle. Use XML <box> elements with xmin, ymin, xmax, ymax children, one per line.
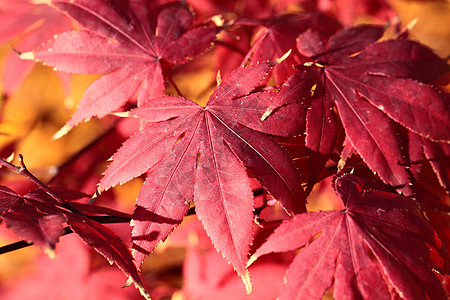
<box><xmin>98</xmin><ymin>61</ymin><xmax>306</xmax><ymax>280</ymax></box>
<box><xmin>4</xmin><ymin>209</ymin><xmax>66</xmax><ymax>257</ymax></box>
<box><xmin>0</xmin><ymin>183</ymin><xmax>149</xmax><ymax>298</ymax></box>
<box><xmin>23</xmin><ymin>0</ymin><xmax>219</xmax><ymax>133</ymax></box>
<box><xmin>240</xmin><ymin>12</ymin><xmax>341</xmax><ymax>84</ymax></box>
<box><xmin>0</xmin><ymin>186</ymin><xmax>66</xmax><ymax>256</ymax></box>
<box><xmin>249</xmin><ymin>172</ymin><xmax>447</xmax><ymax>299</ymax></box>
<box><xmin>0</xmin><ymin>185</ymin><xmax>22</xmax><ymax>217</ymax></box>
<box><xmin>266</xmin><ymin>25</ymin><xmax>450</xmax><ymax>194</ymax></box>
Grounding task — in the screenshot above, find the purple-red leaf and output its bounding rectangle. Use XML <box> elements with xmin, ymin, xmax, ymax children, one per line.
<box><xmin>99</xmin><ymin>62</ymin><xmax>306</xmax><ymax>277</ymax></box>
<box><xmin>0</xmin><ymin>183</ymin><xmax>149</xmax><ymax>297</ymax></box>
<box><xmin>250</xmin><ymin>173</ymin><xmax>447</xmax><ymax>300</ymax></box>
<box><xmin>67</xmin><ymin>214</ymin><xmax>150</xmax><ymax>299</ymax></box>
<box><xmin>4</xmin><ymin>208</ymin><xmax>66</xmax><ymax>256</ymax></box>
<box><xmin>24</xmin><ymin>0</ymin><xmax>218</xmax><ymax>130</ymax></box>
<box><xmin>270</xmin><ymin>25</ymin><xmax>450</xmax><ymax>193</ymax></box>
<box><xmin>0</xmin><ymin>185</ymin><xmax>21</xmax><ymax>216</ymax></box>
<box><xmin>244</xmin><ymin>13</ymin><xmax>341</xmax><ymax>83</ymax></box>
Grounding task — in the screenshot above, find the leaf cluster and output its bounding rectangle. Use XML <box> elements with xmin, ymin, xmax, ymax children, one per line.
<box><xmin>0</xmin><ymin>0</ymin><xmax>449</xmax><ymax>299</ymax></box>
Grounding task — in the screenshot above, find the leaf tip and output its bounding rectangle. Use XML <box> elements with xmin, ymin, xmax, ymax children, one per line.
<box><xmin>405</xmin><ymin>18</ymin><xmax>418</xmax><ymax>33</ymax></box>
<box><xmin>44</xmin><ymin>248</ymin><xmax>56</xmax><ymax>259</ymax></box>
<box><xmin>246</xmin><ymin>255</ymin><xmax>257</xmax><ymax>268</ymax></box>
<box><xmin>216</xmin><ymin>70</ymin><xmax>222</xmax><ymax>86</ymax></box>
<box><xmin>275</xmin><ymin>49</ymin><xmax>292</xmax><ymax>64</ymax></box>
<box><xmin>5</xmin><ymin>152</ymin><xmax>15</xmax><ymax>163</ymax></box>
<box><xmin>111</xmin><ymin>111</ymin><xmax>130</xmax><ymax>118</ymax></box>
<box><xmin>19</xmin><ymin>51</ymin><xmax>35</xmax><ymax>61</ymax></box>
<box><xmin>52</xmin><ymin>124</ymin><xmax>71</xmax><ymax>140</ymax></box>
<box><xmin>124</xmin><ymin>276</ymin><xmax>152</xmax><ymax>300</ymax></box>
<box><xmin>241</xmin><ymin>270</ymin><xmax>253</xmax><ymax>295</ymax></box>
<box><xmin>260</xmin><ymin>108</ymin><xmax>272</xmax><ymax>121</ymax></box>
<box><xmin>211</xmin><ymin>14</ymin><xmax>224</xmax><ymax>27</ymax></box>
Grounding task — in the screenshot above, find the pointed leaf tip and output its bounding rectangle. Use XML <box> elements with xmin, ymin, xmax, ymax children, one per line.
<box><xmin>246</xmin><ymin>255</ymin><xmax>257</xmax><ymax>268</ymax></box>
<box><xmin>260</xmin><ymin>108</ymin><xmax>272</xmax><ymax>121</ymax></box>
<box><xmin>52</xmin><ymin>124</ymin><xmax>71</xmax><ymax>140</ymax></box>
<box><xmin>20</xmin><ymin>52</ymin><xmax>35</xmax><ymax>61</ymax></box>
<box><xmin>124</xmin><ymin>276</ymin><xmax>152</xmax><ymax>300</ymax></box>
<box><xmin>135</xmin><ymin>282</ymin><xmax>152</xmax><ymax>300</ymax></box>
<box><xmin>405</xmin><ymin>18</ymin><xmax>418</xmax><ymax>32</ymax></box>
<box><xmin>241</xmin><ymin>270</ymin><xmax>253</xmax><ymax>295</ymax></box>
<box><xmin>216</xmin><ymin>70</ymin><xmax>222</xmax><ymax>86</ymax></box>
<box><xmin>44</xmin><ymin>248</ymin><xmax>56</xmax><ymax>259</ymax></box>
<box><xmin>275</xmin><ymin>49</ymin><xmax>292</xmax><ymax>64</ymax></box>
<box><xmin>111</xmin><ymin>111</ymin><xmax>131</xmax><ymax>118</ymax></box>
<box><xmin>122</xmin><ymin>276</ymin><xmax>134</xmax><ymax>288</ymax></box>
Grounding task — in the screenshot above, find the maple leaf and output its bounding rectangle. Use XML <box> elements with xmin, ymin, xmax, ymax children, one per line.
<box><xmin>265</xmin><ymin>25</ymin><xmax>450</xmax><ymax>194</ymax></box>
<box><xmin>241</xmin><ymin>12</ymin><xmax>341</xmax><ymax>84</ymax></box>
<box><xmin>0</xmin><ymin>186</ymin><xmax>21</xmax><ymax>216</ymax></box>
<box><xmin>98</xmin><ymin>61</ymin><xmax>306</xmax><ymax>282</ymax></box>
<box><xmin>22</xmin><ymin>0</ymin><xmax>219</xmax><ymax>135</ymax></box>
<box><xmin>249</xmin><ymin>172</ymin><xmax>448</xmax><ymax>300</ymax></box>
<box><xmin>0</xmin><ymin>179</ymin><xmax>150</xmax><ymax>299</ymax></box>
<box><xmin>0</xmin><ymin>0</ymin><xmax>72</xmax><ymax>95</ymax></box>
<box><xmin>0</xmin><ymin>185</ymin><xmax>66</xmax><ymax>256</ymax></box>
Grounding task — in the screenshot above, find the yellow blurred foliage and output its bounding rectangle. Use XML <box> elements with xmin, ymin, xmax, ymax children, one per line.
<box><xmin>391</xmin><ymin>0</ymin><xmax>450</xmax><ymax>58</ymax></box>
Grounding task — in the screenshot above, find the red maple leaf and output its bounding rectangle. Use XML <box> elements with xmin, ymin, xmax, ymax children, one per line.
<box><xmin>265</xmin><ymin>25</ymin><xmax>450</xmax><ymax>195</ymax></box>
<box><xmin>0</xmin><ymin>182</ymin><xmax>150</xmax><ymax>298</ymax></box>
<box><xmin>23</xmin><ymin>0</ymin><xmax>219</xmax><ymax>134</ymax></box>
<box><xmin>249</xmin><ymin>172</ymin><xmax>448</xmax><ymax>299</ymax></box>
<box><xmin>0</xmin><ymin>186</ymin><xmax>66</xmax><ymax>256</ymax></box>
<box><xmin>0</xmin><ymin>0</ymin><xmax>72</xmax><ymax>95</ymax></box>
<box><xmin>241</xmin><ymin>12</ymin><xmax>341</xmax><ymax>84</ymax></box>
<box><xmin>98</xmin><ymin>61</ymin><xmax>306</xmax><ymax>282</ymax></box>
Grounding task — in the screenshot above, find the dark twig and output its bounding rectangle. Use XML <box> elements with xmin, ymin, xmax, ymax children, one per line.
<box><xmin>215</xmin><ymin>40</ymin><xmax>247</xmax><ymax>55</ymax></box>
<box><xmin>0</xmin><ymin>155</ymin><xmax>87</xmax><ymax>217</ymax></box>
<box><xmin>0</xmin><ymin>216</ymin><xmax>132</xmax><ymax>255</ymax></box>
<box><xmin>167</xmin><ymin>76</ymin><xmax>184</xmax><ymax>98</ymax></box>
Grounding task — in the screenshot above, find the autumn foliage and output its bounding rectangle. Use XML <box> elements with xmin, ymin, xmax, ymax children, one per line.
<box><xmin>0</xmin><ymin>0</ymin><xmax>449</xmax><ymax>299</ymax></box>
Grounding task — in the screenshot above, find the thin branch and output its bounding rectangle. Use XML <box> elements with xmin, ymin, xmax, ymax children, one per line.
<box><xmin>0</xmin><ymin>216</ymin><xmax>132</xmax><ymax>255</ymax></box>
<box><xmin>167</xmin><ymin>76</ymin><xmax>184</xmax><ymax>98</ymax></box>
<box><xmin>215</xmin><ymin>40</ymin><xmax>247</xmax><ymax>55</ymax></box>
<box><xmin>0</xmin><ymin>188</ymin><xmax>268</xmax><ymax>255</ymax></box>
<box><xmin>0</xmin><ymin>155</ymin><xmax>87</xmax><ymax>217</ymax></box>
